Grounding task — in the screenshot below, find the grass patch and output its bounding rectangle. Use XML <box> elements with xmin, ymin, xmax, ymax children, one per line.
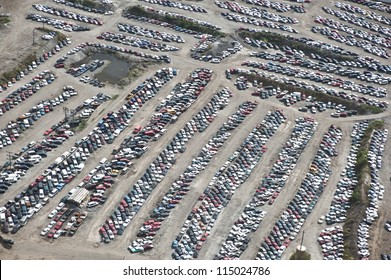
<box><xmin>0</xmin><ymin>54</ymin><xmax>37</xmax><ymax>85</ymax></box>
<box><xmin>290</xmin><ymin>250</ymin><xmax>311</xmax><ymax>260</ymax></box>
<box><xmin>77</xmin><ymin>119</ymin><xmax>88</xmax><ymax>131</ymax></box>
<box><xmin>36</xmin><ymin>27</ymin><xmax>67</xmax><ymax>43</ymax></box>
<box><xmin>343</xmin><ymin>119</ymin><xmax>384</xmax><ymax>259</ymax></box>
<box><xmin>124</xmin><ymin>5</ymin><xmax>225</xmax><ymax>37</ymax></box>
<box><xmin>67</xmin><ymin>0</ymin><xmax>100</xmax><ymax>9</ymax></box>
<box><xmin>0</xmin><ymin>16</ymin><xmax>11</xmax><ymax>25</ymax></box>
<box><xmin>238</xmin><ymin>30</ymin><xmax>356</xmax><ymax>62</ymax></box>
<box><xmin>232</xmin><ymin>71</ymin><xmax>382</xmax><ymax>115</ymax></box>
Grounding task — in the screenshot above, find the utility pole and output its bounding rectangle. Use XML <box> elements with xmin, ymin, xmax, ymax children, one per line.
<box><xmin>6</xmin><ymin>151</ymin><xmax>14</xmax><ymax>170</ymax></box>
<box><xmin>63</xmin><ymin>107</ymin><xmax>69</xmax><ymax>121</ymax></box>
<box><xmin>300</xmin><ymin>230</ymin><xmax>305</xmax><ymax>250</ymax></box>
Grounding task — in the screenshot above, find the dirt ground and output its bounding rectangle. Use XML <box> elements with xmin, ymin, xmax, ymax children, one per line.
<box><xmin>0</xmin><ymin>0</ymin><xmax>390</xmax><ymax>260</ymax></box>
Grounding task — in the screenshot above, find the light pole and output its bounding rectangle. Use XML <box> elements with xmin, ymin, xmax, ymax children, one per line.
<box><xmin>32</xmin><ymin>27</ymin><xmax>38</xmax><ymax>45</ymax></box>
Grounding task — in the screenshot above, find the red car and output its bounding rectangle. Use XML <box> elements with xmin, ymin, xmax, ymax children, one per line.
<box><xmin>47</xmin><ymin>229</ymin><xmax>57</xmax><ymax>238</ymax></box>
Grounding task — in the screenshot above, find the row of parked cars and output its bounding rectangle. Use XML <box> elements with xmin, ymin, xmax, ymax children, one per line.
<box><xmin>215</xmin><ymin>207</ymin><xmax>267</xmax><ymax>259</ymax></box>
<box><xmin>256</xmin><ymin>125</ymin><xmax>342</xmax><ymax>260</ymax></box>
<box><xmin>335</xmin><ymin>2</ymin><xmax>391</xmax><ymax>27</ymax></box>
<box><xmin>0</xmin><ymin>86</ymin><xmax>78</xmax><ymax>152</ymax></box>
<box><xmin>122</xmin><ymin>13</ymin><xmax>199</xmax><ymax>36</ymax></box>
<box><xmin>117</xmin><ymin>23</ymin><xmax>186</xmax><ymax>43</ymax></box>
<box><xmin>242</xmin><ymin>60</ymin><xmax>387</xmax><ymax>98</ymax></box>
<box><xmin>0</xmin><ymin>94</ymin><xmax>112</xmax><ymax>231</ymax></box>
<box><xmin>214</xmin><ymin>117</ymin><xmax>317</xmax><ymax>259</ymax></box>
<box><xmin>139</xmin><ymin>0</ymin><xmax>208</xmax><ymax>13</ymax></box>
<box><xmin>140</xmin><ymin>5</ymin><xmax>221</xmax><ymax>31</ymax></box>
<box><xmin>215</xmin><ymin>1</ymin><xmax>299</xmax><ymax>24</ymax></box>
<box><xmin>358</xmin><ymin>128</ymin><xmax>388</xmax><ymax>259</ymax></box>
<box><xmin>96</xmin><ymin>32</ymin><xmax>179</xmax><ymax>52</ymax></box>
<box><xmin>32</xmin><ymin>4</ymin><xmax>103</xmax><ymax>25</ymax></box>
<box><xmin>171</xmin><ymin>109</ymin><xmax>286</xmax><ymax>260</ymax></box>
<box><xmin>228</xmin><ymin>67</ymin><xmax>389</xmax><ymax>110</ymax></box>
<box><xmin>52</xmin><ymin>0</ymin><xmax>114</xmax><ymax>15</ymax></box>
<box><xmin>98</xmin><ymin>68</ymin><xmax>213</xmax><ymax>243</ymax></box>
<box><xmin>242</xmin><ymin>0</ymin><xmax>306</xmax><ymax>13</ymax></box>
<box><xmin>221</xmin><ymin>12</ymin><xmax>297</xmax><ymax>33</ymax></box>
<box><xmin>327</xmin><ymin>4</ymin><xmax>391</xmax><ymax>36</ymax></box>
<box><xmin>312</xmin><ymin>25</ymin><xmax>389</xmax><ymax>59</ymax></box>
<box><xmin>324</xmin><ymin>121</ymin><xmax>369</xmax><ymax>226</ymax></box>
<box><xmin>26</xmin><ymin>13</ymin><xmax>90</xmax><ymax>32</ymax></box>
<box><xmin>125</xmin><ymin>89</ymin><xmax>239</xmax><ymax>249</ymax></box>
<box><xmin>0</xmin><ymin>71</ymin><xmax>56</xmax><ymax>118</ymax></box>
<box><xmin>0</xmin><ymin>38</ymin><xmax>70</xmax><ymax>94</ymax></box>
<box><xmin>0</xmin><ymin>68</ymin><xmax>177</xmax><ymax>234</ymax></box>
<box><xmin>66</xmin><ymin>59</ymin><xmax>105</xmax><ymax>78</ymax></box>
<box><xmin>347</xmin><ymin>0</ymin><xmax>391</xmax><ymax>13</ymax></box>
<box><xmin>0</xmin><ymin>92</ymin><xmax>107</xmax><ymax>194</ymax></box>
<box><xmin>252</xmin><ymin>117</ymin><xmax>318</xmax><ymax>207</ymax></box>
<box><xmin>129</xmin><ymin>99</ymin><xmax>257</xmax><ymax>251</ymax></box>
<box><xmin>245</xmin><ymin>27</ymin><xmax>359</xmax><ymax>57</ymax></box>
<box><xmin>317</xmin><ymin>226</ymin><xmax>344</xmax><ymax>260</ymax></box>
<box><xmin>65</xmin><ymin>42</ymin><xmax>172</xmax><ymax>63</ymax></box>
<box><xmin>315</xmin><ymin>13</ymin><xmax>390</xmax><ymax>50</ymax></box>
<box><xmin>250</xmin><ymin>51</ymin><xmax>391</xmax><ymax>85</ymax></box>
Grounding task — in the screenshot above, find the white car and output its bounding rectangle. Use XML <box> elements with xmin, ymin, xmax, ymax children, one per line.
<box><xmin>40</xmin><ymin>228</ymin><xmax>50</xmax><ymax>236</ymax></box>
<box><xmin>48</xmin><ymin>209</ymin><xmax>58</xmax><ymax>219</ymax></box>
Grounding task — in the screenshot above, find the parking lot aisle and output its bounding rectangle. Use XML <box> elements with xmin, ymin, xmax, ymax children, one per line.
<box><xmin>199</xmin><ymin>117</ymin><xmax>294</xmax><ymax>259</ymax></box>
<box><xmin>148</xmin><ymin>101</ymin><xmax>272</xmax><ymax>259</ymax></box>
<box><xmin>369</xmin><ymin>118</ymin><xmax>391</xmax><ymax>259</ymax></box>
<box><xmin>239</xmin><ymin>121</ymin><xmax>332</xmax><ymax>260</ymax></box>
<box><xmin>281</xmin><ymin>123</ymin><xmax>354</xmax><ymax>260</ymax></box>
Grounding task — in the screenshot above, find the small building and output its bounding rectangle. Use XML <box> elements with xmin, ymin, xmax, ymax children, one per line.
<box><xmin>67</xmin><ymin>187</ymin><xmax>89</xmax><ymax>206</ymax></box>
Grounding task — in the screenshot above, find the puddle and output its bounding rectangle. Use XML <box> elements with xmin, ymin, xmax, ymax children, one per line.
<box><xmin>89</xmin><ymin>53</ymin><xmax>130</xmax><ymax>84</ymax></box>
